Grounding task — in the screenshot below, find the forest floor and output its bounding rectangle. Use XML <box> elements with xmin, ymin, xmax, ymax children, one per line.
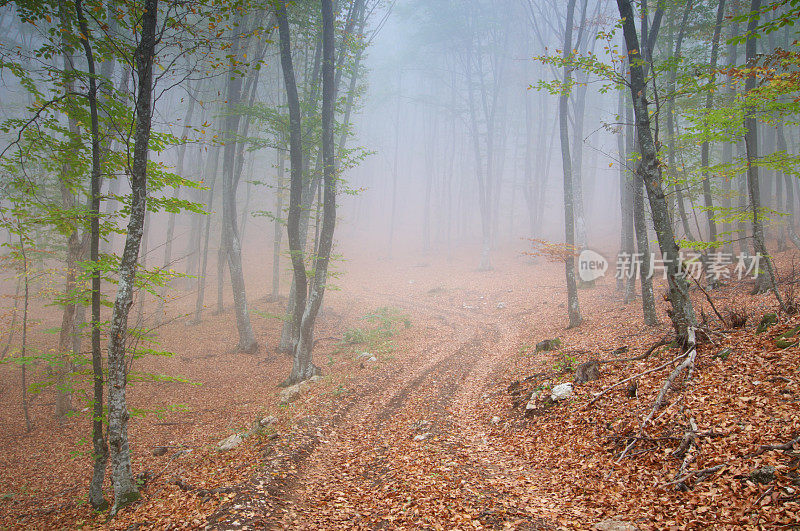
<box><xmin>0</xmin><ymin>245</ymin><xmax>798</xmax><ymax>529</ymax></box>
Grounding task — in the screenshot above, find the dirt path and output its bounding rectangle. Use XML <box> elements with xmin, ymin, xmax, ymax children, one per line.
<box><xmin>210</xmin><ymin>257</ymin><xmax>563</xmax><ymax>529</ymax></box>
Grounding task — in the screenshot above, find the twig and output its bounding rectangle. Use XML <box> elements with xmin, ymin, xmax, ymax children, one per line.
<box><xmin>691</xmin><ymin>275</ymin><xmax>728</xmax><ymax>326</ymax></box>
<box><xmin>589</xmin><ymin>352</ymin><xmax>688</xmax><ymax>405</ymax></box>
<box><xmin>751</xmin><ymin>485</ymin><xmax>775</xmax><ymax>508</ymax></box>
<box><xmin>148</xmin><ymin>449</ymin><xmax>189</xmax><ymax>484</ymax></box>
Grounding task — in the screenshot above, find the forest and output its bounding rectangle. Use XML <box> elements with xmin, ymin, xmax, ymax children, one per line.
<box><xmin>0</xmin><ymin>0</ymin><xmax>798</xmax><ymax>528</ymax></box>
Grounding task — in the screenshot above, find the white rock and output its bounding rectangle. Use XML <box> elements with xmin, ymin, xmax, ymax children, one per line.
<box><xmin>496</xmin><ymin>302</ymin><xmax>506</xmax><ymax>309</ymax></box>
<box><xmin>218</xmin><ymin>433</ymin><xmax>244</xmax><ymax>451</ymax></box>
<box><xmin>413</xmin><ymin>432</ymin><xmax>431</xmax><ymax>441</ymax></box>
<box><xmin>491</xmin><ymin>416</ymin><xmax>501</xmax><ymax>424</ymax></box>
<box><xmin>525</xmin><ymin>391</ymin><xmax>542</xmax><ymax>410</ymax></box>
<box><xmin>279</xmin><ymin>382</ymin><xmax>308</xmax><ymax>404</ymax></box>
<box><xmin>259</xmin><ymin>415</ymin><xmax>277</xmax><ymax>427</ymax></box>
<box><xmin>592</xmin><ymin>520</ymin><xmax>638</xmax><ymax>531</ymax></box>
<box><xmin>551</xmin><ymin>383</ymin><xmax>573</xmax><ymax>401</ymax></box>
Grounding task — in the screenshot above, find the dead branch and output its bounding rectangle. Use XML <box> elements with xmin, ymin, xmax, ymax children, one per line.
<box><xmin>644</xmin><ymin>328</ymin><xmax>697</xmax><ymax>427</ymax></box>
<box><xmin>662</xmin><ymin>464</ymin><xmax>725</xmax><ymax>489</ymax></box>
<box><xmin>750</xmin><ymin>485</ymin><xmax>775</xmax><ymax>508</ymax></box>
<box><xmin>617</xmin><ymin>328</ymin><xmax>697</xmax><ymax>462</ymax></box>
<box><xmin>754</xmin><ymin>432</ymin><xmax>800</xmax><ymax>455</ymax></box>
<box><xmin>611</xmin><ymin>337</ymin><xmax>672</xmax><ymax>363</ymax></box>
<box><xmin>589</xmin><ymin>352</ymin><xmax>688</xmax><ymax>405</ymax></box>
<box><xmin>691</xmin><ymin>276</ymin><xmax>728</xmax><ymax>327</ymax></box>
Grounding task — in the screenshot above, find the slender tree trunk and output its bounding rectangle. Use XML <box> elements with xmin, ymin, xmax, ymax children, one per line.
<box><xmin>624</xmin><ymin>101</ymin><xmax>637</xmax><ymax>303</ymax></box>
<box><xmin>388</xmin><ymin>72</ymin><xmax>401</xmax><ymax>259</ymax></box>
<box><xmin>220</xmin><ymin>19</ymin><xmax>258</xmax><ymax>353</ymax></box>
<box><xmin>193</xmin><ymin>129</ymin><xmax>222</xmax><ymax>324</ymax></box>
<box><xmin>722</xmin><ymin>9</ymin><xmax>739</xmax><ymax>255</ymax></box>
<box><xmin>666</xmin><ymin>0</ymin><xmax>694</xmax><ymax>241</ymax></box>
<box><xmin>559</xmin><ymin>0</ymin><xmax>581</xmax><ymax>328</ymax></box>
<box><xmin>271</xmin><ymin>147</ymin><xmax>285</xmax><ymax>300</ymax></box>
<box><xmin>700</xmin><ymin>0</ymin><xmax>726</xmax><ymax>288</ymax></box>
<box><xmin>74</xmin><ymin>0</ymin><xmax>109</xmax><ymax>509</ymax></box>
<box><xmin>105</xmin><ymin>0</ymin><xmax>159</xmax><ymax>513</ymax></box>
<box><xmin>633</xmin><ymin>172</ymin><xmax>657</xmax><ymax>324</ymax></box>
<box><xmin>617</xmin><ymin>0</ymin><xmax>696</xmax><ymax>342</ymax></box>
<box><xmin>156</xmin><ymin>86</ymin><xmax>199</xmax><ymax>324</ymax></box>
<box><xmin>18</xmin><ymin>234</ymin><xmax>31</xmax><ymax>433</ymax></box>
<box><xmin>743</xmin><ymin>0</ymin><xmax>783</xmax><ymax>307</ymax></box>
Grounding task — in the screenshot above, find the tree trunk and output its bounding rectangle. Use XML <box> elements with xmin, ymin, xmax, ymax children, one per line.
<box><xmin>559</xmin><ymin>0</ymin><xmax>581</xmax><ymax>328</ymax></box>
<box><xmin>277</xmin><ymin>0</ymin><xmax>339</xmax><ymax>384</ymax></box>
<box><xmin>271</xmin><ymin>146</ymin><xmax>285</xmax><ymax>300</ymax></box>
<box><xmin>617</xmin><ymin>0</ymin><xmax>696</xmax><ymax>342</ymax></box>
<box><xmin>193</xmin><ymin>128</ymin><xmax>222</xmax><ymax>324</ymax></box>
<box><xmin>105</xmin><ymin>0</ymin><xmax>159</xmax><ymax>513</ymax></box>
<box><xmin>700</xmin><ymin>0</ymin><xmax>726</xmax><ymax>288</ymax></box>
<box><xmin>743</xmin><ymin>0</ymin><xmax>783</xmax><ymax>307</ymax></box>
<box><xmin>74</xmin><ymin>0</ymin><xmax>109</xmax><ymax>508</ymax></box>
<box><xmin>156</xmin><ymin>85</ymin><xmax>199</xmax><ymax>324</ymax></box>
<box><xmin>220</xmin><ymin>19</ymin><xmax>258</xmax><ymax>353</ymax></box>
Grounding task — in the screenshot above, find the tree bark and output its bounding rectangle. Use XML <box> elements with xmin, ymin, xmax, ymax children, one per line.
<box><xmin>105</xmin><ymin>0</ymin><xmax>159</xmax><ymax>513</ymax></box>
<box><xmin>74</xmin><ymin>0</ymin><xmax>108</xmax><ymax>509</ymax></box>
<box><xmin>743</xmin><ymin>0</ymin><xmax>783</xmax><ymax>307</ymax></box>
<box><xmin>559</xmin><ymin>0</ymin><xmax>581</xmax><ymax>328</ymax></box>
<box><xmin>617</xmin><ymin>0</ymin><xmax>696</xmax><ymax>342</ymax></box>
<box><xmin>220</xmin><ymin>17</ymin><xmax>258</xmax><ymax>353</ymax></box>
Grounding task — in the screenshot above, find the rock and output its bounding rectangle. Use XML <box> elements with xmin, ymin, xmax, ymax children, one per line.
<box><xmin>551</xmin><ymin>383</ymin><xmax>573</xmax><ymax>401</ymax></box>
<box><xmin>524</xmin><ymin>390</ymin><xmax>554</xmax><ymax>416</ymax></box>
<box><xmin>756</xmin><ymin>313</ymin><xmax>778</xmax><ymax>334</ymax></box>
<box><xmin>750</xmin><ymin>465</ymin><xmax>776</xmax><ymax>484</ymax></box>
<box><xmin>535</xmin><ymin>338</ymin><xmax>561</xmax><ymax>352</ymax></box>
<box><xmin>152</xmin><ymin>446</ymin><xmax>169</xmax><ymax>457</ymax></box>
<box><xmin>574</xmin><ymin>360</ymin><xmax>600</xmax><ymax>384</ymax></box>
<box><xmin>592</xmin><ymin>519</ymin><xmax>639</xmax><ymax>531</ymax></box>
<box><xmin>525</xmin><ymin>391</ymin><xmax>542</xmax><ymax>411</ymax></box>
<box><xmin>356</xmin><ymin>351</ymin><xmax>373</xmax><ymax>360</ymax></box>
<box><xmin>259</xmin><ymin>415</ymin><xmax>277</xmax><ymax>427</ymax></box>
<box><xmin>491</xmin><ymin>416</ymin><xmax>501</xmax><ymax>425</ymax></box>
<box><xmin>413</xmin><ymin>432</ymin><xmax>431</xmax><ymax>441</ymax></box>
<box><xmin>496</xmin><ymin>302</ymin><xmax>506</xmax><ymax>309</ymax></box>
<box><xmin>218</xmin><ymin>433</ymin><xmax>244</xmax><ymax>451</ymax></box>
<box><xmin>279</xmin><ymin>382</ymin><xmax>308</xmax><ymax>404</ymax></box>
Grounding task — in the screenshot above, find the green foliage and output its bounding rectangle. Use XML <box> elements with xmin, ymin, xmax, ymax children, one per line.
<box><xmin>338</xmin><ymin>306</ymin><xmax>411</xmax><ymax>356</ymax></box>
<box><xmin>554</xmin><ymin>353</ymin><xmax>576</xmax><ymax>374</ymax></box>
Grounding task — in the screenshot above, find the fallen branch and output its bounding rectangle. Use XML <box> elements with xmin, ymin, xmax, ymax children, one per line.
<box><xmin>662</xmin><ymin>464</ymin><xmax>725</xmax><ymax>489</ymax></box>
<box><xmin>644</xmin><ymin>328</ymin><xmax>697</xmax><ymax>427</ymax></box>
<box><xmin>589</xmin><ymin>352</ymin><xmax>688</xmax><ymax>405</ymax></box>
<box><xmin>750</xmin><ymin>485</ymin><xmax>775</xmax><ymax>508</ymax></box>
<box><xmin>754</xmin><ymin>432</ymin><xmax>800</xmax><ymax>456</ymax></box>
<box><xmin>617</xmin><ymin>328</ymin><xmax>697</xmax><ymax>462</ymax></box>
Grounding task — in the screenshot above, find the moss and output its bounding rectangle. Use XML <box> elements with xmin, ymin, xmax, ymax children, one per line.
<box><xmin>756</xmin><ymin>313</ymin><xmax>778</xmax><ymax>334</ymax></box>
